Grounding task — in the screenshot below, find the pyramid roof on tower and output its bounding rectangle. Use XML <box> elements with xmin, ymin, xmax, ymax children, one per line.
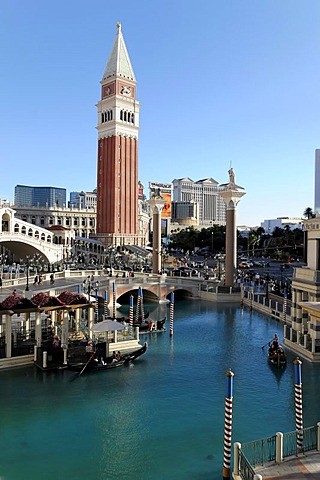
<box><xmin>102</xmin><ymin>22</ymin><xmax>136</xmax><ymax>82</ymax></box>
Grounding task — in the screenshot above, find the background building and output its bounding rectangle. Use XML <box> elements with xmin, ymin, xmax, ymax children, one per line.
<box><xmin>172</xmin><ymin>177</ymin><xmax>226</xmax><ymax>226</ymax></box>
<box><xmin>261</xmin><ymin>217</ymin><xmax>303</xmax><ymax>233</ymax></box>
<box><xmin>14</xmin><ymin>185</ymin><xmax>66</xmax><ymax>208</ymax></box>
<box><xmin>69</xmin><ymin>190</ymin><xmax>97</xmax><ymax>209</ymax></box>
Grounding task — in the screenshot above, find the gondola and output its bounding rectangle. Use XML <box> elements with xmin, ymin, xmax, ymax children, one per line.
<box><xmin>67</xmin><ymin>342</ymin><xmax>148</xmax><ymax>374</ymax></box>
<box><xmin>134</xmin><ymin>318</ymin><xmax>166</xmax><ymax>332</ymax></box>
<box><xmin>268</xmin><ymin>345</ymin><xmax>287</xmax><ymax>368</ymax></box>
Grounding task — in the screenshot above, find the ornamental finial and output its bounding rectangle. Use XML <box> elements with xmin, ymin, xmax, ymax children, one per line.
<box><xmin>117</xmin><ymin>22</ymin><xmax>121</xmax><ymax>32</ymax></box>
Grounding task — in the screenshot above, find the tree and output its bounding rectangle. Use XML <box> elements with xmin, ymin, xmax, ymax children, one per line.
<box><xmin>303</xmin><ymin>207</ymin><xmax>315</xmax><ymax>219</ymax></box>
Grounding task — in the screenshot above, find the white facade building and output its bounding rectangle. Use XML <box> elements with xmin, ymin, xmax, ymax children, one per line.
<box><xmin>172</xmin><ymin>177</ymin><xmax>226</xmax><ymax>226</ymax></box>
<box><xmin>261</xmin><ymin>217</ymin><xmax>303</xmax><ymax>233</ymax></box>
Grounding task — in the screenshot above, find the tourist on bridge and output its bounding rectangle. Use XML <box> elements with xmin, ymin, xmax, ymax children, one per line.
<box><xmin>33</xmin><ymin>275</ymin><xmax>39</xmax><ymax>285</ymax></box>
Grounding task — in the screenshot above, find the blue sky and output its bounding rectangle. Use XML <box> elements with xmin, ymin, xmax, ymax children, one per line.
<box><xmin>0</xmin><ymin>0</ymin><xmax>319</xmax><ymax>226</ymax></box>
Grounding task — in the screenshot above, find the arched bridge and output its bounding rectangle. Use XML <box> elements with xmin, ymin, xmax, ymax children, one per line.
<box><xmin>0</xmin><ymin>205</ymin><xmax>63</xmax><ymax>263</ymax></box>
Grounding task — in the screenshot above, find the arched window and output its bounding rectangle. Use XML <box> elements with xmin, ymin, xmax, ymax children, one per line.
<box><xmin>41</xmin><ymin>233</ymin><xmax>45</xmax><ymax>241</ymax></box>
<box><xmin>35</xmin><ymin>231</ymin><xmax>40</xmax><ymax>239</ymax></box>
<box><xmin>28</xmin><ymin>228</ymin><xmax>33</xmax><ymax>237</ymax></box>
<box><xmin>47</xmin><ymin>235</ymin><xmax>52</xmax><ymax>243</ymax></box>
<box><xmin>40</xmin><ymin>216</ymin><xmax>45</xmax><ymax>226</ymax></box>
<box><xmin>21</xmin><ymin>226</ymin><xmax>26</xmax><ymax>235</ymax></box>
<box><xmin>14</xmin><ymin>223</ymin><xmax>19</xmax><ymax>233</ymax></box>
<box><xmin>120</xmin><ymin>110</ymin><xmax>123</xmax><ymax>120</ymax></box>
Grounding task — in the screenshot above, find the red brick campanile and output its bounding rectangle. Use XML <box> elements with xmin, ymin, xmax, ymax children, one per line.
<box><xmin>95</xmin><ymin>23</ymin><xmax>140</xmax><ymax>246</ymax></box>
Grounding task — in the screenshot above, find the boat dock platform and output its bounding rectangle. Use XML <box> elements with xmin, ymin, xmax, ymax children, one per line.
<box><xmin>252</xmin><ymin>451</ymin><xmax>320</xmax><ymax>479</ymax></box>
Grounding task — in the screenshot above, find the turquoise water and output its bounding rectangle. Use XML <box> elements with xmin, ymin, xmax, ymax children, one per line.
<box><xmin>1</xmin><ymin>299</ymin><xmax>320</xmax><ymax>480</ymax></box>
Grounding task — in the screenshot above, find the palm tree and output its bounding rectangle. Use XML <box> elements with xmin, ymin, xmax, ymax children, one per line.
<box><xmin>303</xmin><ymin>207</ymin><xmax>314</xmax><ymax>219</ymax></box>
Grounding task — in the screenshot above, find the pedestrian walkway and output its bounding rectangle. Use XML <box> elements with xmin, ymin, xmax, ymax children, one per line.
<box><xmin>254</xmin><ymin>451</ymin><xmax>320</xmax><ymax>479</ymax></box>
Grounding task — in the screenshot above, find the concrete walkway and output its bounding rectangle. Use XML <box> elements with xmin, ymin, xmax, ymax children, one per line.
<box><xmin>254</xmin><ymin>451</ymin><xmax>320</xmax><ymax>479</ymax></box>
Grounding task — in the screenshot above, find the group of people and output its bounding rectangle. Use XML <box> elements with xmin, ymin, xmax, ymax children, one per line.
<box><xmin>33</xmin><ymin>274</ymin><xmax>43</xmax><ymax>286</ymax></box>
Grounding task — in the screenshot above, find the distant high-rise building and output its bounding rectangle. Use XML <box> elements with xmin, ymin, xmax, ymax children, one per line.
<box><xmin>172</xmin><ymin>177</ymin><xmax>226</xmax><ymax>226</ymax></box>
<box><xmin>95</xmin><ymin>23</ymin><xmax>141</xmax><ymax>246</ymax></box>
<box><xmin>69</xmin><ymin>190</ymin><xmax>97</xmax><ymax>209</ymax></box>
<box><xmin>14</xmin><ymin>185</ymin><xmax>66</xmax><ymax>208</ymax></box>
<box><xmin>315</xmin><ymin>149</ymin><xmax>320</xmax><ymax>213</ymax></box>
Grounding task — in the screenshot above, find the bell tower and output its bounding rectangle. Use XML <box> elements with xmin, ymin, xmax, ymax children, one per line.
<box><xmin>95</xmin><ymin>23</ymin><xmax>140</xmax><ymax>246</ymax></box>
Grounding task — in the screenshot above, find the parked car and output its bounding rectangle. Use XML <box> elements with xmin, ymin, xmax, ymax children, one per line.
<box><xmin>239</xmin><ymin>261</ymin><xmax>253</xmax><ymax>269</ymax></box>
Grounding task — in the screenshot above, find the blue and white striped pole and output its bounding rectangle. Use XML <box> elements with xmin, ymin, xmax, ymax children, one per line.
<box><xmin>223</xmin><ymin>369</ymin><xmax>234</xmax><ymax>480</ymax></box>
<box><xmin>294</xmin><ymin>357</ymin><xmax>303</xmax><ymax>452</ymax></box>
<box><xmin>104</xmin><ymin>290</ymin><xmax>109</xmax><ymax>320</ymax></box>
<box><xmin>135</xmin><ymin>286</ymin><xmax>141</xmax><ymax>324</ymax></box>
<box><xmin>129</xmin><ymin>295</ymin><xmax>134</xmax><ymax>335</ymax></box>
<box><xmin>169</xmin><ymin>292</ymin><xmax>174</xmax><ymax>336</ymax></box>
<box><xmin>282</xmin><ymin>288</ymin><xmax>287</xmax><ymax>324</ymax></box>
<box><xmin>112</xmin><ymin>282</ymin><xmax>116</xmax><ymax>320</ymax></box>
<box><xmin>95</xmin><ymin>289</ymin><xmax>99</xmax><ymax>322</ymax></box>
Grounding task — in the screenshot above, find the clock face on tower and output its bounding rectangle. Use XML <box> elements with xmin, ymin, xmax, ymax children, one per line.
<box><xmin>120</xmin><ymin>85</ymin><xmax>131</xmax><ymax>96</ymax></box>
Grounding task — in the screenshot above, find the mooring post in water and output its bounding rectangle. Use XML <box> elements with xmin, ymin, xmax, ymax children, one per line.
<box><xmin>169</xmin><ymin>292</ymin><xmax>174</xmax><ymax>336</ymax></box>
<box><xmin>129</xmin><ymin>295</ymin><xmax>134</xmax><ymax>335</ymax></box>
<box><xmin>282</xmin><ymin>288</ymin><xmax>287</xmax><ymax>324</ymax></box>
<box><xmin>222</xmin><ymin>368</ymin><xmax>234</xmax><ymax>480</ymax></box>
<box><xmin>112</xmin><ymin>282</ymin><xmax>116</xmax><ymax>319</ymax></box>
<box><xmin>104</xmin><ymin>290</ymin><xmax>109</xmax><ymax>319</ymax></box>
<box><xmin>135</xmin><ymin>286</ymin><xmax>142</xmax><ymax>324</ymax></box>
<box><xmin>293</xmin><ymin>357</ymin><xmax>303</xmax><ymax>452</ymax></box>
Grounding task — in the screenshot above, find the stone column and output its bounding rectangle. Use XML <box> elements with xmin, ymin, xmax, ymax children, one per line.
<box><xmin>147</xmin><ymin>194</ymin><xmax>167</xmax><ymax>275</ymax></box>
<box><xmin>219</xmin><ymin>169</ymin><xmax>246</xmax><ymax>287</ymax></box>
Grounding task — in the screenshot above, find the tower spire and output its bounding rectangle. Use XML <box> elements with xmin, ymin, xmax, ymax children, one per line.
<box><xmin>102</xmin><ymin>22</ymin><xmax>135</xmax><ymax>81</ymax></box>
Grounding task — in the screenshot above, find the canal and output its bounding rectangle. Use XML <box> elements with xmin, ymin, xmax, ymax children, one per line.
<box><xmin>0</xmin><ymin>299</ymin><xmax>319</xmax><ymax>480</ymax></box>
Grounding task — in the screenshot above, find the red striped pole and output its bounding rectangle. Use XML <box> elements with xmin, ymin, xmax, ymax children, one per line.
<box><xmin>169</xmin><ymin>292</ymin><xmax>174</xmax><ymax>336</ymax></box>
<box><xmin>129</xmin><ymin>295</ymin><xmax>134</xmax><ymax>335</ymax></box>
<box><xmin>223</xmin><ymin>369</ymin><xmax>234</xmax><ymax>480</ymax></box>
<box><xmin>294</xmin><ymin>357</ymin><xmax>303</xmax><ymax>452</ymax></box>
<box><xmin>112</xmin><ymin>282</ymin><xmax>116</xmax><ymax>320</ymax></box>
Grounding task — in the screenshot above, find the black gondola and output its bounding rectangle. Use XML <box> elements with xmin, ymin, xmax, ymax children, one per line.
<box><xmin>268</xmin><ymin>345</ymin><xmax>287</xmax><ymax>368</ymax></box>
<box><xmin>135</xmin><ymin>318</ymin><xmax>166</xmax><ymax>332</ymax></box>
<box><xmin>67</xmin><ymin>342</ymin><xmax>147</xmax><ymax>374</ymax></box>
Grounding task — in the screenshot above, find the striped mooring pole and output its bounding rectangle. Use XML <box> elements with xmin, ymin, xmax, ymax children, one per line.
<box><xmin>140</xmin><ymin>288</ymin><xmax>145</xmax><ymax>322</ymax></box>
<box><xmin>222</xmin><ymin>369</ymin><xmax>234</xmax><ymax>480</ymax></box>
<box><xmin>112</xmin><ymin>282</ymin><xmax>116</xmax><ymax>320</ymax></box>
<box><xmin>135</xmin><ymin>287</ymin><xmax>142</xmax><ymax>324</ymax></box>
<box><xmin>282</xmin><ymin>288</ymin><xmax>287</xmax><ymax>324</ymax></box>
<box><xmin>95</xmin><ymin>289</ymin><xmax>99</xmax><ymax>322</ymax></box>
<box><xmin>169</xmin><ymin>292</ymin><xmax>174</xmax><ymax>336</ymax></box>
<box><xmin>104</xmin><ymin>290</ymin><xmax>109</xmax><ymax>320</ymax></box>
<box><xmin>129</xmin><ymin>295</ymin><xmax>134</xmax><ymax>335</ymax></box>
<box><xmin>294</xmin><ymin>357</ymin><xmax>304</xmax><ymax>452</ymax></box>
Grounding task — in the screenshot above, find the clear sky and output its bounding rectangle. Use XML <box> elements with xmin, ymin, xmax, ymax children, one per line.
<box><xmin>1</xmin><ymin>0</ymin><xmax>319</xmax><ymax>226</ymax></box>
